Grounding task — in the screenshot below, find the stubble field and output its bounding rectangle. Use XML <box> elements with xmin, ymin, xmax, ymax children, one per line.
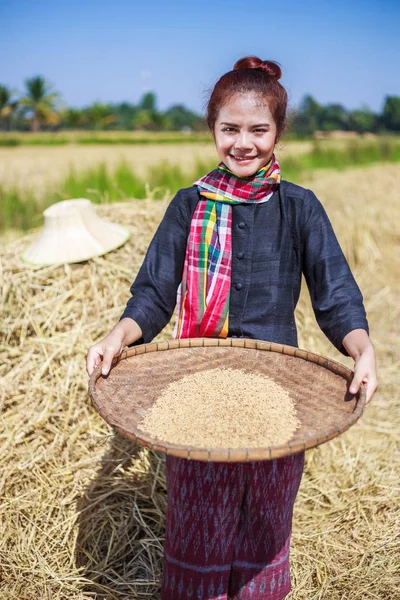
<box><xmin>0</xmin><ymin>146</ymin><xmax>399</xmax><ymax>599</ymax></box>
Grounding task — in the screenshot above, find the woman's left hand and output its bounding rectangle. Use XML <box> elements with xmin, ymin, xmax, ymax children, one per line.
<box><xmin>342</xmin><ymin>329</ymin><xmax>378</xmax><ymax>404</ymax></box>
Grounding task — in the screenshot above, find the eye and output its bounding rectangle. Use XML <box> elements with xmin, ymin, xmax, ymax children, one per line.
<box><xmin>254</xmin><ymin>128</ymin><xmax>268</xmax><ymax>133</ymax></box>
<box><xmin>222</xmin><ymin>127</ymin><xmax>237</xmax><ymax>133</ymax></box>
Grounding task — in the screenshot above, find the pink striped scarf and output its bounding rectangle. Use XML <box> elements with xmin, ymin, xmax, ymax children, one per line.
<box><xmin>174</xmin><ymin>155</ymin><xmax>281</xmax><ymax>339</ymax></box>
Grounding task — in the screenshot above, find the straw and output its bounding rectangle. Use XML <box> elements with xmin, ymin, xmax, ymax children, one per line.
<box><xmin>1</xmin><ymin>164</ymin><xmax>399</xmax><ymax>599</ymax></box>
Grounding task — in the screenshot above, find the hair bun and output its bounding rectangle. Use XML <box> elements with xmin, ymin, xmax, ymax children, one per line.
<box><xmin>233</xmin><ymin>56</ymin><xmax>282</xmax><ymax>80</ymax></box>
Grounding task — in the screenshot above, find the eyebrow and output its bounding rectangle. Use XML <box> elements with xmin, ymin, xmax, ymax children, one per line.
<box><xmin>220</xmin><ymin>122</ymin><xmax>270</xmax><ymax>127</ymax></box>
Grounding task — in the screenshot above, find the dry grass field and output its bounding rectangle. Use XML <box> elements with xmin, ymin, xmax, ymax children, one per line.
<box><xmin>1</xmin><ymin>163</ymin><xmax>399</xmax><ymax>599</ymax></box>
<box><xmin>0</xmin><ymin>142</ymin><xmax>217</xmax><ymax>195</ymax></box>
<box><xmin>0</xmin><ymin>140</ymin><xmax>313</xmax><ymax>195</ymax></box>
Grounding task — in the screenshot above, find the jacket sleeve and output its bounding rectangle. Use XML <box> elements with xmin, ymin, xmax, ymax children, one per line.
<box><xmin>120</xmin><ymin>188</ymin><xmax>192</xmax><ymax>343</ymax></box>
<box><xmin>301</xmin><ymin>189</ymin><xmax>369</xmax><ymax>355</ymax></box>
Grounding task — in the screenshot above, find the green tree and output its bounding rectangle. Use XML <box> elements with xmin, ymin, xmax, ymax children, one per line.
<box><xmin>164</xmin><ymin>104</ymin><xmax>205</xmax><ymax>131</ymax></box>
<box><xmin>20</xmin><ymin>76</ymin><xmax>61</xmax><ymax>132</ymax></box>
<box><xmin>0</xmin><ymin>85</ymin><xmax>18</xmax><ymax>130</ymax></box>
<box><xmin>132</xmin><ymin>108</ymin><xmax>156</xmax><ymax>130</ymax></box>
<box><xmin>85</xmin><ymin>102</ymin><xmax>116</xmax><ymax>130</ymax></box>
<box><xmin>293</xmin><ymin>95</ymin><xmax>323</xmax><ymax>135</ymax></box>
<box><xmin>132</xmin><ymin>107</ymin><xmax>172</xmax><ymax>131</ymax></box>
<box><xmin>320</xmin><ymin>104</ymin><xmax>348</xmax><ymax>131</ymax></box>
<box><xmin>61</xmin><ymin>108</ymin><xmax>85</xmax><ymax>129</ymax></box>
<box><xmin>382</xmin><ymin>96</ymin><xmax>400</xmax><ymax>131</ymax></box>
<box><xmin>348</xmin><ymin>106</ymin><xmax>378</xmax><ymax>133</ymax></box>
<box><xmin>111</xmin><ymin>102</ymin><xmax>139</xmax><ymax>129</ymax></box>
<box><xmin>140</xmin><ymin>91</ymin><xmax>157</xmax><ymax>111</ymax></box>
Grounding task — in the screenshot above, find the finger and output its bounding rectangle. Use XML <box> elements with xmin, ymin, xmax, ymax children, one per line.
<box><xmin>86</xmin><ymin>347</ymin><xmax>102</xmax><ymax>377</ymax></box>
<box><xmin>102</xmin><ymin>347</ymin><xmax>117</xmax><ymax>376</ymax></box>
<box><xmin>349</xmin><ymin>371</ymin><xmax>364</xmax><ymax>395</ymax></box>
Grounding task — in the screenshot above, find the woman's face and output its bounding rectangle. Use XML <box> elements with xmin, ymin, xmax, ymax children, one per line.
<box><xmin>213</xmin><ymin>92</ymin><xmax>277</xmax><ymax>178</ymax></box>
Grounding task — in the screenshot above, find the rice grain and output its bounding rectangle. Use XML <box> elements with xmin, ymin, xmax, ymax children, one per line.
<box><xmin>139</xmin><ymin>367</ymin><xmax>300</xmax><ymax>448</ymax></box>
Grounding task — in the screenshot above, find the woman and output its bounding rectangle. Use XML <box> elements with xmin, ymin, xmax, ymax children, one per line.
<box><xmin>87</xmin><ymin>56</ymin><xmax>378</xmax><ymax>599</ymax></box>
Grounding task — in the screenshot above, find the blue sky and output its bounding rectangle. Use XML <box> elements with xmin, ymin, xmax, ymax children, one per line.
<box><xmin>1</xmin><ymin>0</ymin><xmax>399</xmax><ymax>114</ymax></box>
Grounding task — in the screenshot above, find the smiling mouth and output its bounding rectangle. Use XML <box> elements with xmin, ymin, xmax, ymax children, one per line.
<box><xmin>230</xmin><ymin>155</ymin><xmax>257</xmax><ymax>162</ymax></box>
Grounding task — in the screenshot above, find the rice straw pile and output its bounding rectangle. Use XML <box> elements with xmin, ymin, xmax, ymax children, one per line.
<box><xmin>1</xmin><ymin>164</ymin><xmax>399</xmax><ymax>599</ymax></box>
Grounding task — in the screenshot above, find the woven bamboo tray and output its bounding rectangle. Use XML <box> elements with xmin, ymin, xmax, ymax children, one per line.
<box><xmin>89</xmin><ymin>338</ymin><xmax>366</xmax><ymax>462</ymax></box>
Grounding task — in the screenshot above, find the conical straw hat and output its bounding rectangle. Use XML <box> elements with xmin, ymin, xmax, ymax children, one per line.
<box><xmin>22</xmin><ymin>198</ymin><xmax>130</xmax><ymax>266</ymax></box>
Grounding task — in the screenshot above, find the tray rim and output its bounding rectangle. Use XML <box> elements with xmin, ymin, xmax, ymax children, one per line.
<box><xmin>88</xmin><ymin>337</ymin><xmax>366</xmax><ymax>462</ymax></box>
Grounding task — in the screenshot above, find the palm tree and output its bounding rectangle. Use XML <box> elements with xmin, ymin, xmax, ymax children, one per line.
<box><xmin>0</xmin><ymin>85</ymin><xmax>18</xmax><ymax>131</ymax></box>
<box><xmin>20</xmin><ymin>76</ymin><xmax>61</xmax><ymax>132</ymax></box>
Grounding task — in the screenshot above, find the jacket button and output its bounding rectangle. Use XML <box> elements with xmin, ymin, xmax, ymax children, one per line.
<box><xmin>235</xmin><ymin>282</ymin><xmax>243</xmax><ymax>291</ymax></box>
<box><xmin>238</xmin><ymin>221</ymin><xmax>246</xmax><ymax>229</ymax></box>
<box><xmin>237</xmin><ymin>252</ymin><xmax>244</xmax><ymax>259</ymax></box>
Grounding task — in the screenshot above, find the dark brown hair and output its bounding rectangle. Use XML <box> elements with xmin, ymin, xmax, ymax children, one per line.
<box><xmin>206</xmin><ymin>56</ymin><xmax>288</xmax><ymax>140</ymax></box>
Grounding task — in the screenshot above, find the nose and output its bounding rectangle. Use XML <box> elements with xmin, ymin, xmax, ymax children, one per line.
<box><xmin>234</xmin><ymin>131</ymin><xmax>252</xmax><ymax>150</ymax></box>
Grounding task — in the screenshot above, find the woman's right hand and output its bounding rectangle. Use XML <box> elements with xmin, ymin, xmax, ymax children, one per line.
<box><xmin>86</xmin><ymin>318</ymin><xmax>143</xmax><ymax>377</ymax></box>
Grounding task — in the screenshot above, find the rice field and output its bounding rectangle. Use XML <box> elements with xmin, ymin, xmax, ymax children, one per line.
<box><xmin>0</xmin><ymin>142</ymin><xmax>215</xmax><ymax>193</ymax></box>
<box><xmin>2</xmin><ymin>137</ymin><xmax>400</xmax><ymax>235</ymax></box>
<box><xmin>0</xmin><ymin>130</ymin><xmax>214</xmax><ymax>146</ymax></box>
<box><xmin>1</xmin><ymin>159</ymin><xmax>399</xmax><ymax>599</ymax></box>
<box><xmin>0</xmin><ymin>138</ymin><xmax>316</xmax><ymax>193</ymax></box>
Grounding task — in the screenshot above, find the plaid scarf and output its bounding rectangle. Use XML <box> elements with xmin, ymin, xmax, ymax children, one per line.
<box><xmin>174</xmin><ymin>155</ymin><xmax>281</xmax><ymax>339</ymax></box>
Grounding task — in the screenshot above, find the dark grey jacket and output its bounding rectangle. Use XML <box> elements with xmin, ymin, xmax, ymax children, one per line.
<box><xmin>120</xmin><ymin>181</ymin><xmax>368</xmax><ymax>354</ymax></box>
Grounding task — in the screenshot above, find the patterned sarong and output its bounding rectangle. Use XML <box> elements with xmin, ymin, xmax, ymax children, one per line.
<box><xmin>162</xmin><ymin>453</ymin><xmax>305</xmax><ymax>600</ymax></box>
